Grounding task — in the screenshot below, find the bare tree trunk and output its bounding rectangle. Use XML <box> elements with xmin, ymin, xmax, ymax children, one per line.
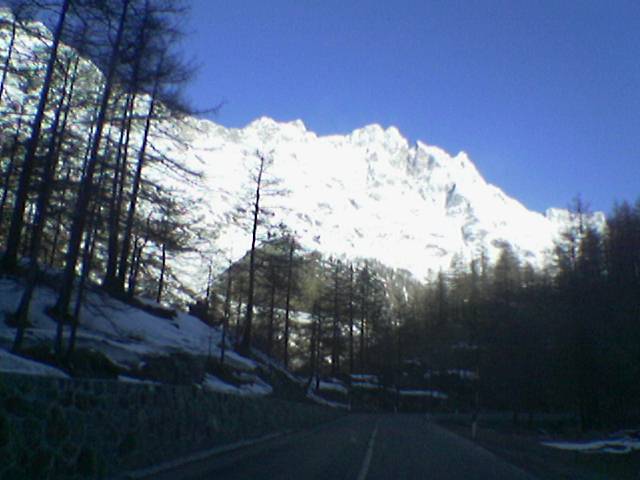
<box><xmin>220</xmin><ymin>267</ymin><xmax>232</xmax><ymax>364</ymax></box>
<box><xmin>127</xmin><ymin>234</ymin><xmax>149</xmax><ymax>298</ymax></box>
<box><xmin>348</xmin><ymin>264</ymin><xmax>355</xmax><ymax>378</ymax></box>
<box><xmin>331</xmin><ymin>262</ymin><xmax>341</xmax><ymax>376</ymax></box>
<box><xmin>46</xmin><ymin>165</ymin><xmax>69</xmax><ymax>267</ymax></box>
<box><xmin>315</xmin><ymin>315</ymin><xmax>322</xmax><ymax>390</ymax></box>
<box><xmin>52</xmin><ymin>0</ymin><xmax>130</xmax><ymax>350</ymax></box>
<box><xmin>39</xmin><ymin>48</ymin><xmax>80</xmax><ymax>262</ymax></box>
<box><xmin>360</xmin><ymin>302</ymin><xmax>367</xmax><ymax>372</ymax></box>
<box><xmin>67</xmin><ymin>189</ymin><xmax>102</xmax><ymax>358</ymax></box>
<box><xmin>240</xmin><ymin>153</ymin><xmax>266</xmax><ymax>352</ymax></box>
<box><xmin>307</xmin><ymin>310</ymin><xmax>318</xmax><ymax>390</ymax></box>
<box><xmin>48</xmin><ymin>101</ymin><xmax>100</xmax><ymax>267</ymax></box>
<box><xmin>2</xmin><ymin>0</ymin><xmax>70</xmax><ymax>271</ymax></box>
<box><xmin>117</xmin><ymin>79</ymin><xmax>158</xmax><ymax>291</ymax></box>
<box><xmin>127</xmin><ymin>214</ymin><xmax>152</xmax><ymax>298</ymax></box>
<box><xmin>283</xmin><ymin>238</ymin><xmax>294</xmax><ymax>369</ymax></box>
<box><xmin>0</xmin><ymin>11</ymin><xmax>24</xmax><ymax>236</ymax></box>
<box><xmin>205</xmin><ymin>262</ymin><xmax>212</xmax><ymax>302</ymax></box>
<box><xmin>156</xmin><ymin>242</ymin><xmax>166</xmax><ymax>303</ymax></box>
<box><xmin>20</xmin><ymin>203</ymin><xmax>35</xmax><ymax>258</ymax></box>
<box><xmin>108</xmin><ymin>0</ymin><xmax>161</xmax><ymax>294</ymax></box>
<box><xmin>61</xmin><ymin>128</ymin><xmax>110</xmax><ymax>357</ymax></box>
<box><xmin>25</xmin><ymin>53</ymin><xmax>75</xmax><ymax>254</ymax></box>
<box><xmin>127</xmin><ymin>239</ymin><xmax>140</xmax><ymax>296</ymax></box>
<box><xmin>0</xmin><ymin>112</ymin><xmax>24</xmax><ymax>232</ymax></box>
<box><xmin>0</xmin><ymin>12</ymin><xmax>18</xmax><ymax>107</ymax></box>
<box><xmin>104</xmin><ymin>92</ymin><xmax>135</xmax><ymax>291</ymax></box>
<box><xmin>235</xmin><ymin>292</ymin><xmax>243</xmax><ymax>346</ymax></box>
<box><xmin>267</xmin><ymin>271</ymin><xmax>276</xmax><ymax>356</ymax></box>
<box><xmin>11</xmin><ymin>55</ymin><xmax>75</xmax><ymax>352</ymax></box>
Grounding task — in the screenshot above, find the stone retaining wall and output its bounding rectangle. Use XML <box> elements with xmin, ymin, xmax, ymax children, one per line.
<box><xmin>0</xmin><ymin>373</ymin><xmax>342</xmax><ymax>479</ymax></box>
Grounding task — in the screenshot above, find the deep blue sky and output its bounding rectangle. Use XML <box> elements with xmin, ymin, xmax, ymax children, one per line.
<box><xmin>183</xmin><ymin>0</ymin><xmax>639</xmax><ymax>214</ymax></box>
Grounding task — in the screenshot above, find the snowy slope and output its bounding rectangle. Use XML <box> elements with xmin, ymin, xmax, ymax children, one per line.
<box><xmin>0</xmin><ymin>278</ymin><xmax>256</xmax><ymax>373</ymax></box>
<box><xmin>0</xmin><ymin>277</ymin><xmax>302</xmax><ymax>398</ymax></box>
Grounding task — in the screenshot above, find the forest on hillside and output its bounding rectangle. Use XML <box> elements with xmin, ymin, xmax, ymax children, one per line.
<box><xmin>0</xmin><ymin>0</ymin><xmax>639</xmax><ymax>431</ymax></box>
<box><xmin>220</xmin><ymin>201</ymin><xmax>640</xmax><ymax>432</ymax></box>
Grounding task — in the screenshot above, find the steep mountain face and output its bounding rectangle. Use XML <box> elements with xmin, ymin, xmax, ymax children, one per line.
<box><xmin>178</xmin><ymin>117</ymin><xmax>594</xmax><ymax>280</ymax></box>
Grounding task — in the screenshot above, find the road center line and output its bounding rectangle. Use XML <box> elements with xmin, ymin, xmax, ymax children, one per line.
<box><xmin>356</xmin><ymin>419</ymin><xmax>380</xmax><ymax>480</ymax></box>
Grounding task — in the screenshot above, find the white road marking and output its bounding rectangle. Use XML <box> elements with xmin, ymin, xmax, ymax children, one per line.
<box><xmin>356</xmin><ymin>419</ymin><xmax>380</xmax><ymax>480</ymax></box>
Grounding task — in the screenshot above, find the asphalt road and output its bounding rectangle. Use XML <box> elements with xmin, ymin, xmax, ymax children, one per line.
<box><xmin>149</xmin><ymin>414</ymin><xmax>538</xmax><ymax>480</ymax></box>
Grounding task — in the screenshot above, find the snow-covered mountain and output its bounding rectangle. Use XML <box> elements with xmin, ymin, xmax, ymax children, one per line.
<box><xmin>178</xmin><ymin>116</ymin><xmax>601</xmax><ymax>280</ymax></box>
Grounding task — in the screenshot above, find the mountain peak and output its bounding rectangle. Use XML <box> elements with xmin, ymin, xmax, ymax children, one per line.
<box><xmin>246</xmin><ymin>116</ymin><xmax>279</xmax><ymax>129</ymax></box>
<box><xmin>246</xmin><ymin>116</ymin><xmax>307</xmax><ymax>131</ymax></box>
<box><xmin>349</xmin><ymin>124</ymin><xmax>409</xmax><ymax>153</ymax></box>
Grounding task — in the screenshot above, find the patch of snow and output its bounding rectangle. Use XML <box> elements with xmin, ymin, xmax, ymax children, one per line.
<box><xmin>351</xmin><ymin>382</ymin><xmax>381</xmax><ymax>390</ymax></box>
<box><xmin>239</xmin><ymin>375</ymin><xmax>273</xmax><ymax>396</ymax></box>
<box><xmin>398</xmin><ymin>389</ymin><xmax>449</xmax><ymax>400</ymax></box>
<box><xmin>135</xmin><ymin>297</ymin><xmax>170</xmax><ymax>309</ymax></box>
<box><xmin>306</xmin><ymin>388</ymin><xmax>350</xmax><ymax>410</ymax></box>
<box><xmin>117</xmin><ymin>375</ymin><xmax>161</xmax><ymax>386</ymax></box>
<box><xmin>542</xmin><ymin>434</ymin><xmax>640</xmax><ymax>455</ymax></box>
<box><xmin>202</xmin><ymin>373</ymin><xmax>241</xmax><ymax>395</ymax></box>
<box><xmin>251</xmin><ymin>349</ymin><xmax>304</xmax><ymax>384</ymax></box>
<box><xmin>221</xmin><ymin>350</ymin><xmax>258</xmax><ymax>372</ymax></box>
<box><xmin>318</xmin><ymin>379</ymin><xmax>348</xmax><ymax>395</ymax></box>
<box><xmin>202</xmin><ymin>373</ymin><xmax>272</xmax><ymax>397</ymax></box>
<box><xmin>0</xmin><ymin>348</ymin><xmax>69</xmax><ymax>378</ymax></box>
<box><xmin>350</xmin><ymin>373</ymin><xmax>379</xmax><ymax>383</ymax></box>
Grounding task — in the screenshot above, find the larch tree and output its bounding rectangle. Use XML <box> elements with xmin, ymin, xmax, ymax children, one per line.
<box><xmin>51</xmin><ymin>0</ymin><xmax>132</xmax><ymax>355</ymax></box>
<box><xmin>2</xmin><ymin>0</ymin><xmax>71</xmax><ymax>272</ymax></box>
<box><xmin>238</xmin><ymin>151</ymin><xmax>288</xmax><ymax>353</ymax></box>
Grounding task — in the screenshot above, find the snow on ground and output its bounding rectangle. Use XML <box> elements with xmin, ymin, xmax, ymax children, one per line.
<box><xmin>0</xmin><ymin>348</ymin><xmax>69</xmax><ymax>378</ymax></box>
<box><xmin>306</xmin><ymin>388</ymin><xmax>350</xmax><ymax>410</ymax></box>
<box><xmin>117</xmin><ymin>375</ymin><xmax>161</xmax><ymax>386</ymax></box>
<box><xmin>424</xmin><ymin>369</ymin><xmax>478</xmax><ymax>380</ymax></box>
<box><xmin>202</xmin><ymin>374</ymin><xmax>241</xmax><ymax>395</ymax></box>
<box><xmin>350</xmin><ymin>373</ymin><xmax>382</xmax><ymax>390</ymax></box>
<box><xmin>542</xmin><ymin>431</ymin><xmax>640</xmax><ymax>454</ymax></box>
<box><xmin>0</xmin><ymin>278</ymin><xmax>258</xmax><ymax>373</ymax></box>
<box><xmin>0</xmin><ymin>276</ymin><xmax>265</xmax><ymax>399</ymax></box>
<box><xmin>251</xmin><ymin>349</ymin><xmax>305</xmax><ymax>385</ymax></box>
<box><xmin>398</xmin><ymin>389</ymin><xmax>449</xmax><ymax>400</ymax></box>
<box><xmin>352</xmin><ymin>382</ymin><xmax>381</xmax><ymax>390</ymax></box>
<box><xmin>221</xmin><ymin>350</ymin><xmax>258</xmax><ymax>372</ymax></box>
<box><xmin>202</xmin><ymin>373</ymin><xmax>273</xmax><ymax>397</ymax></box>
<box><xmin>0</xmin><ymin>278</ymin><xmax>443</xmax><ymax>407</ymax></box>
<box><xmin>0</xmin><ymin>278</ymin><xmax>361</xmax><ymax>406</ymax></box>
<box><xmin>318</xmin><ymin>379</ymin><xmax>348</xmax><ymax>395</ymax></box>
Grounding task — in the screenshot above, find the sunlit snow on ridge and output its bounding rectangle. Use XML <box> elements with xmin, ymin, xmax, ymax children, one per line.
<box><xmin>178</xmin><ymin>116</ymin><xmax>599</xmax><ymax>280</ymax></box>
